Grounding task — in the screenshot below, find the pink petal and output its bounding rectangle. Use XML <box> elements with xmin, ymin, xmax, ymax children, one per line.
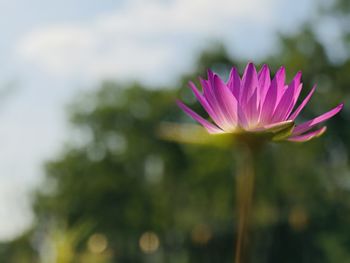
<box><xmin>237</xmin><ymin>104</ymin><xmax>249</xmax><ymax>129</ymax></box>
<box><xmin>259</xmin><ymin>75</ymin><xmax>278</xmax><ymax>125</ymax></box>
<box><xmin>292</xmin><ymin>103</ymin><xmax>343</xmax><ymax>136</ymax></box>
<box><xmin>227</xmin><ymin>67</ymin><xmax>241</xmax><ymax>99</ymax></box>
<box><xmin>245</xmin><ymin>88</ymin><xmax>259</xmax><ymax>127</ymax></box>
<box><xmin>288</xmin><ymin>126</ymin><xmax>327</xmax><ymax>142</ymax></box>
<box><xmin>274</xmin><ymin>66</ymin><xmax>286</xmax><ymax>105</ymax></box>
<box><xmin>189</xmin><ymin>81</ymin><xmax>222</xmax><ymax>128</ymax></box>
<box><xmin>271</xmin><ymin>72</ymin><xmax>302</xmax><ymax>122</ymax></box>
<box><xmin>212</xmin><ymin>74</ymin><xmax>238</xmax><ymax>126</ymax></box>
<box><xmin>176</xmin><ymin>100</ymin><xmax>223</xmax><ymax>134</ymax></box>
<box><xmin>240</xmin><ymin>63</ymin><xmax>258</xmax><ymax>105</ymax></box>
<box><xmin>200</xmin><ymin>75</ymin><xmax>233</xmax><ymax>130</ymax></box>
<box><xmin>201</xmin><ymin>72</ymin><xmax>216</xmax><ymax>102</ymax></box>
<box><xmin>272</xmin><ymin>86</ymin><xmax>295</xmax><ymax>123</ymax></box>
<box><xmin>289</xmin><ymin>72</ymin><xmax>303</xmax><ymax>109</ymax></box>
<box><xmin>258</xmin><ymin>64</ymin><xmax>271</xmax><ymax>107</ymax></box>
<box><xmin>258</xmin><ymin>66</ymin><xmax>286</xmax><ymax>125</ymax></box>
<box><xmin>288</xmin><ymin>85</ymin><xmax>316</xmax><ymax>120</ymax></box>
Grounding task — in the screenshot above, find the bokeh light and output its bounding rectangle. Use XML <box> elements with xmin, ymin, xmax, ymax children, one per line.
<box><xmin>139</xmin><ymin>231</ymin><xmax>160</xmax><ymax>254</ymax></box>
<box><xmin>87</xmin><ymin>233</ymin><xmax>108</xmax><ymax>254</ymax></box>
<box><xmin>288</xmin><ymin>207</ymin><xmax>309</xmax><ymax>231</ymax></box>
<box><xmin>191</xmin><ymin>224</ymin><xmax>212</xmax><ymax>245</ymax></box>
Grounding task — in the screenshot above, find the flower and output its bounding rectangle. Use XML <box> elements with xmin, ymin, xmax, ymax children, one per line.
<box><xmin>177</xmin><ymin>63</ymin><xmax>343</xmax><ymax>142</ymax></box>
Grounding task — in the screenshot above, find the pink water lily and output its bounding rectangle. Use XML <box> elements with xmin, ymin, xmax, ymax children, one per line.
<box><xmin>177</xmin><ymin>63</ymin><xmax>343</xmax><ymax>142</ymax></box>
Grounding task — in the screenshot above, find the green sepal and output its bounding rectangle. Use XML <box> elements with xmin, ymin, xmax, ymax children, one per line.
<box><xmin>272</xmin><ymin>122</ymin><xmax>295</xmax><ymax>141</ymax></box>
<box><xmin>157</xmin><ymin>122</ymin><xmax>235</xmax><ymax>148</ymax></box>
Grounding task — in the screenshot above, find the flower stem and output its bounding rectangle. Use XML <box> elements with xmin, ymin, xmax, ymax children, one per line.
<box><xmin>234</xmin><ymin>143</ymin><xmax>257</xmax><ymax>263</ymax></box>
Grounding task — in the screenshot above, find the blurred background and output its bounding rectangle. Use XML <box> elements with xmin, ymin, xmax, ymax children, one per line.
<box><xmin>0</xmin><ymin>0</ymin><xmax>350</xmax><ymax>262</ymax></box>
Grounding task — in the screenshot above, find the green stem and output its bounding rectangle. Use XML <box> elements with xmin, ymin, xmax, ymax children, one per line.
<box><xmin>234</xmin><ymin>143</ymin><xmax>257</xmax><ymax>263</ymax></box>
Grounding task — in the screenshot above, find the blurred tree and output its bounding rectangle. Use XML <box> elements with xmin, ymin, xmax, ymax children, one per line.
<box><xmin>31</xmin><ymin>81</ymin><xmax>235</xmax><ymax>263</ymax></box>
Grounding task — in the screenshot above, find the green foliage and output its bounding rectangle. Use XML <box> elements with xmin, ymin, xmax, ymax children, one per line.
<box><xmin>33</xmin><ymin>82</ymin><xmax>235</xmax><ymax>262</ymax></box>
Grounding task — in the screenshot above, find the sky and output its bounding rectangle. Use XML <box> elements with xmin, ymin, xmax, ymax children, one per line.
<box><xmin>0</xmin><ymin>0</ymin><xmax>319</xmax><ymax>241</ymax></box>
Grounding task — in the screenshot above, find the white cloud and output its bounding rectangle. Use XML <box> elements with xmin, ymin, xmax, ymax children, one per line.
<box><xmin>19</xmin><ymin>26</ymin><xmax>96</xmax><ymax>76</ymax></box>
<box><xmin>0</xmin><ymin>82</ymin><xmax>67</xmax><ymax>241</ymax></box>
<box><xmin>16</xmin><ymin>0</ymin><xmax>316</xmax><ymax>85</ymax></box>
<box><xmin>16</xmin><ymin>0</ymin><xmax>285</xmax><ymax>86</ymax></box>
<box><xmin>0</xmin><ymin>179</ymin><xmax>34</xmax><ymax>241</ymax></box>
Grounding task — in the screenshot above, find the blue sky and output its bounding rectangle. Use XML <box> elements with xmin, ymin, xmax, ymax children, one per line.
<box><xmin>0</xmin><ymin>0</ymin><xmax>319</xmax><ymax>240</ymax></box>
